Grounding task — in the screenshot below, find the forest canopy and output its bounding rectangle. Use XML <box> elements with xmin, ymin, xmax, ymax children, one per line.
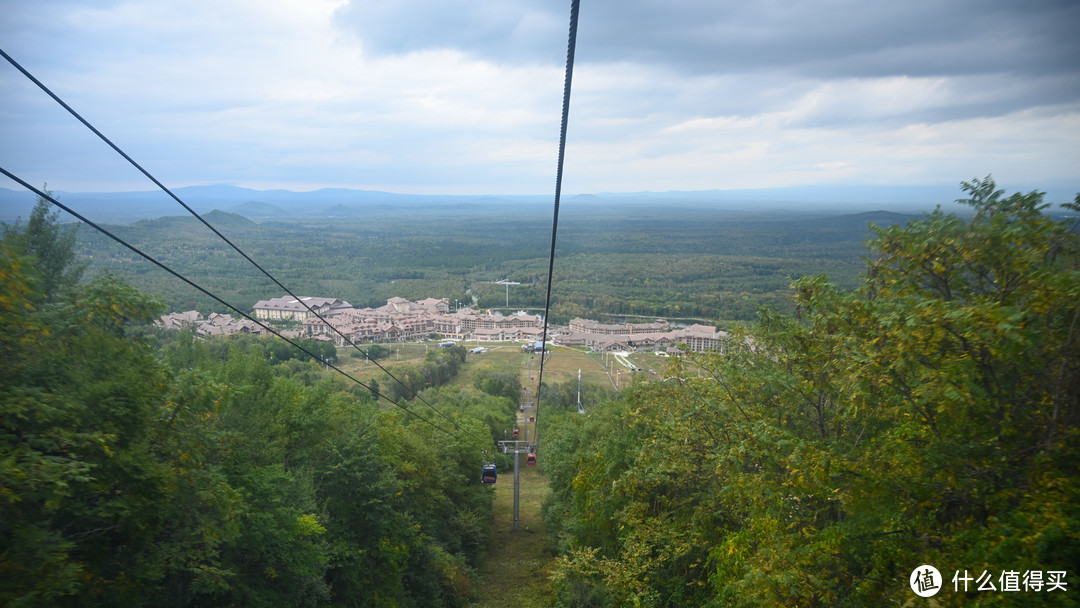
<box><xmin>0</xmin><ymin>198</ymin><xmax>512</xmax><ymax>607</ymax></box>
<box><xmin>70</xmin><ymin>196</ymin><xmax>895</xmax><ymax>325</ymax></box>
<box><xmin>541</xmin><ymin>178</ymin><xmax>1080</xmax><ymax>606</ymax></box>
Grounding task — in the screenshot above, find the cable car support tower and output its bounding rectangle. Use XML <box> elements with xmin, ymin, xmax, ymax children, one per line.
<box><xmin>497</xmin><ymin>438</ymin><xmax>534</xmax><ymax>531</ymax></box>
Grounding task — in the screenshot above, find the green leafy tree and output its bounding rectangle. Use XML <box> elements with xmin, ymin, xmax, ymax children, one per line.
<box><xmin>473</xmin><ymin>366</ymin><xmax>522</xmax><ymax>401</ymax></box>
<box><xmin>545</xmin><ymin>178</ymin><xmax>1080</xmax><ymax>606</ymax></box>
<box><xmin>2</xmin><ymin>188</ymin><xmax>86</xmax><ymax>300</ymax></box>
<box><xmin>1</xmin><ymin>234</ymin><xmax>501</xmax><ymax>606</ymax></box>
<box><xmin>0</xmin><ymin>243</ymin><xmax>180</xmax><ymax>605</ymax></box>
<box><xmin>366</xmin><ymin>343</ymin><xmax>390</xmax><ymax>360</ymax></box>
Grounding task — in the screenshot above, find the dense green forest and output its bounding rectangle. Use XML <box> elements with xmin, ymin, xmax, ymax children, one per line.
<box><xmin>0</xmin><ymin>202</ymin><xmax>517</xmax><ymax>606</ymax></box>
<box><xmin>540</xmin><ymin>179</ymin><xmax>1080</xmax><ymax>606</ymax></box>
<box><xmin>4</xmin><ymin>178</ymin><xmax>1078</xmax><ymax>605</ymax></box>
<box><xmin>71</xmin><ymin>202</ymin><xmax>903</xmax><ymax>324</ymax></box>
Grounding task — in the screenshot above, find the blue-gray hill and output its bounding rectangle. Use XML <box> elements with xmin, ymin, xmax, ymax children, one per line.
<box><xmin>228</xmin><ymin>201</ymin><xmax>290</xmax><ymax>217</ymax></box>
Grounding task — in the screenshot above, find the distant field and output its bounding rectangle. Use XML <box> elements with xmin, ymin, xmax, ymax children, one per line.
<box><xmin>451</xmin><ymin>343</ymin><xmax>529</xmax><ymax>390</ymax></box>
<box><xmin>332</xmin><ymin>340</ymin><xmax>677</xmax><ymax>396</ymax></box>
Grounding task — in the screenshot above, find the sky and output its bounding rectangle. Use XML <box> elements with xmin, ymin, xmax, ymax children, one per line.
<box><xmin>1</xmin><ymin>0</ymin><xmax>1078</xmax><ymax>197</ymax></box>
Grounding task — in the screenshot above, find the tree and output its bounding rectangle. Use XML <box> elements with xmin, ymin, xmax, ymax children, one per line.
<box><xmin>0</xmin><ymin>243</ymin><xmax>181</xmax><ymax>605</ymax></box>
<box><xmin>366</xmin><ymin>343</ymin><xmax>390</xmax><ymax>360</ymax></box>
<box><xmin>473</xmin><ymin>366</ymin><xmax>521</xmax><ymax>401</ymax></box>
<box><xmin>545</xmin><ymin>178</ymin><xmax>1080</xmax><ymax>606</ymax></box>
<box><xmin>1</xmin><ymin>187</ymin><xmax>86</xmax><ymax>300</ymax></box>
<box><xmin>1</xmin><ymin>237</ymin><xmax>501</xmax><ymax>606</ymax></box>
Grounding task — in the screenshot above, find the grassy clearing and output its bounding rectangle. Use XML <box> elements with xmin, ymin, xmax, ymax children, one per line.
<box><xmin>333</xmin><ymin>342</ymin><xmax>432</xmax><ymax>378</ymax></box>
<box><xmin>469</xmin><ymin>465</ymin><xmax>554</xmax><ymax>608</ymax></box>
<box><xmin>330</xmin><ymin>340</ymin><xmax>678</xmax><ymax>396</ymax></box>
<box><xmin>451</xmin><ymin>344</ymin><xmax>530</xmax><ymax>390</ymax></box>
<box><xmin>469</xmin><ymin>356</ymin><xmax>556</xmax><ymax>608</ymax></box>
<box><xmin>534</xmin><ymin>347</ymin><xmax>608</xmax><ymax>387</ymax></box>
<box><xmin>539</xmin><ymin>345</ymin><xmax>676</xmax><ymax>390</ymax></box>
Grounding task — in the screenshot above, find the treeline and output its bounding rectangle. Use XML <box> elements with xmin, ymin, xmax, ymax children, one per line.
<box><xmin>0</xmin><ymin>204</ymin><xmax>515</xmax><ymax>606</ymax></box>
<box><xmin>540</xmin><ymin>179</ymin><xmax>1080</xmax><ymax>606</ymax></box>
<box><xmin>74</xmin><ymin>203</ymin><xmax>884</xmax><ymax>325</ymax></box>
<box><xmin>467</xmin><ymin>254</ymin><xmax>848</xmax><ymax>323</ymax></box>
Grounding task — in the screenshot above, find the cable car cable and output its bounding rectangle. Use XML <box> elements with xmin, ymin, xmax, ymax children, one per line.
<box><xmin>0</xmin><ymin>48</ymin><xmax>483</xmax><ymax>444</ymax></box>
<box><xmin>534</xmin><ymin>0</ymin><xmax>581</xmax><ymax>443</ymax></box>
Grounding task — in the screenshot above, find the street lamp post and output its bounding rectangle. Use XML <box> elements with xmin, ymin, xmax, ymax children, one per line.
<box><xmin>495</xmin><ymin>280</ymin><xmax>520</xmax><ymax>308</ymax></box>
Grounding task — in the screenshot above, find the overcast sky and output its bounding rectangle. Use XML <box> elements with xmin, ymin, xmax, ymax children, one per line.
<box><xmin>2</xmin><ymin>0</ymin><xmax>1078</xmax><ymax>196</ymax></box>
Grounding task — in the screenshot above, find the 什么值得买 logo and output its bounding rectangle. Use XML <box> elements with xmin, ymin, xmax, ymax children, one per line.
<box><xmin>910</xmin><ymin>565</ymin><xmax>942</xmax><ymax>597</ymax></box>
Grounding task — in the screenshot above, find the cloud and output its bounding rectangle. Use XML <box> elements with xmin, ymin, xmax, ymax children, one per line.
<box><xmin>562</xmin><ymin>104</ymin><xmax>1080</xmax><ymax>193</ymax></box>
<box><xmin>333</xmin><ymin>0</ymin><xmax>566</xmax><ymax>64</ymax></box>
<box><xmin>334</xmin><ymin>0</ymin><xmax>1080</xmax><ymax>79</ymax></box>
<box><xmin>331</xmin><ymin>0</ymin><xmax>1080</xmax><ymax>135</ymax></box>
<box><xmin>1</xmin><ymin>0</ymin><xmax>1077</xmax><ymax>195</ymax></box>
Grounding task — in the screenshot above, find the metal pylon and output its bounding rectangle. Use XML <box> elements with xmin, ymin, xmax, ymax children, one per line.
<box><xmin>497</xmin><ymin>440</ymin><xmax>534</xmax><ymax>530</ymax></box>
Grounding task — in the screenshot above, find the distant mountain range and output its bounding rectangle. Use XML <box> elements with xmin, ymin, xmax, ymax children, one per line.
<box><xmin>2</xmin><ymin>183</ymin><xmax>1075</xmax><ymax>224</ymax></box>
<box><xmin>0</xmin><ymin>185</ymin><xmax>549</xmax><ymax>223</ymax></box>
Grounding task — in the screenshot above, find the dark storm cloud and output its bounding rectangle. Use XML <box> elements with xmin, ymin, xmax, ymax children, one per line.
<box><xmin>588</xmin><ymin>0</ymin><xmax>1078</xmax><ymax>78</ymax></box>
<box><xmin>336</xmin><ymin>0</ymin><xmax>1080</xmax><ymax>78</ymax></box>
<box><xmin>334</xmin><ymin>0</ymin><xmax>1079</xmax><ymax>126</ymax></box>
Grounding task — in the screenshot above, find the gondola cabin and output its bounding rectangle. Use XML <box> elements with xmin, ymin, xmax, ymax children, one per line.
<box><xmin>512</xmin><ymin>428</ymin><xmax>519</xmax><ymax>438</ymax></box>
<box><xmin>481</xmin><ymin>463</ymin><xmax>497</xmax><ymax>484</ymax></box>
<box><xmin>526</xmin><ymin>452</ymin><xmax>537</xmax><ymax>466</ymax></box>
